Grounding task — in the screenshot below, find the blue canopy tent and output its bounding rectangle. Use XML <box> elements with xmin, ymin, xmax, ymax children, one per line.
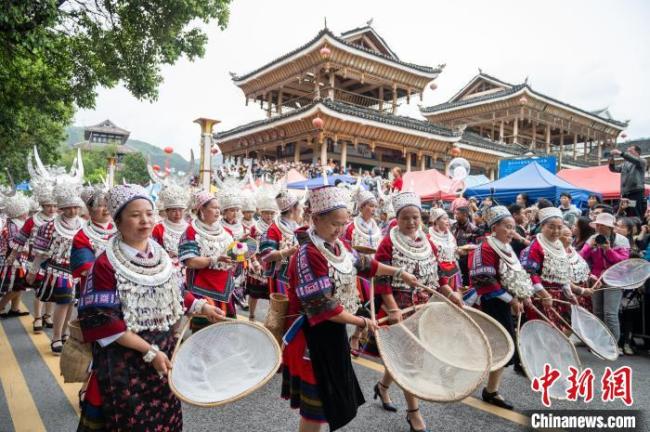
<box><xmin>287</xmin><ymin>174</ymin><xmax>363</xmax><ymax>190</ymax></box>
<box><xmin>464</xmin><ymin>162</ymin><xmax>596</xmax><ymax>206</ymax></box>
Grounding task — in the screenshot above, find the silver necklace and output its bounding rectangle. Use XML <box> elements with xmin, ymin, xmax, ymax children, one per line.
<box><xmin>428</xmin><ymin>228</ymin><xmax>457</xmax><ymax>262</ymax></box>
<box><xmin>54</xmin><ymin>215</ymin><xmax>81</xmax><ymax>239</ymax></box>
<box><xmin>391</xmin><ymin>228</ymin><xmax>432</xmax><ymax>260</ymax></box>
<box><xmin>308</xmin><ymin>228</ymin><xmax>354</xmax><ymax>274</ymax></box>
<box><xmin>353</xmin><ymin>216</ymin><xmax>381</xmax><ymax>248</ymax></box>
<box><xmin>536</xmin><ymin>233</ymin><xmax>567</xmax><ymax>259</ymax></box>
<box><xmin>33</xmin><ymin>212</ymin><xmax>54</xmax><ymax>228</ymax></box>
<box><xmin>107</xmin><ymin>236</ymin><xmax>172</xmax><ymax>285</ymax></box>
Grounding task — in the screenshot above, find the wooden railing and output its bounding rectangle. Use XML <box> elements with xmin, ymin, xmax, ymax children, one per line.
<box><xmin>273</xmin><ymin>87</ymin><xmax>397</xmax><ymax>115</ymax></box>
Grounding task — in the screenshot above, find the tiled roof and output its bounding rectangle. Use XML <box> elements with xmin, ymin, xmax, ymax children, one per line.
<box><xmin>422</xmin><ymin>84</ymin><xmax>526</xmax><ymax>113</ymax></box>
<box><xmin>339</xmin><ymin>25</ymin><xmax>399</xmax><ymax>60</ymax></box>
<box><xmin>84</xmin><ymin>119</ymin><xmax>130</xmax><ymax>135</ymax></box>
<box><xmin>421</xmin><ymin>75</ymin><xmax>628</xmax><ymax>128</ymax></box>
<box><xmin>233</xmin><ymin>28</ymin><xmax>439</xmax><ymax>82</ymax></box>
<box><xmin>215</xmin><ymin>99</ymin><xmax>460</xmax><ymax>140</ymax></box>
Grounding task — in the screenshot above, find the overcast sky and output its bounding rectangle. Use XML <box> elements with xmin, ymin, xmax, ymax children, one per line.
<box><xmin>75</xmin><ymin>0</ymin><xmax>650</xmax><ymax>159</ymax></box>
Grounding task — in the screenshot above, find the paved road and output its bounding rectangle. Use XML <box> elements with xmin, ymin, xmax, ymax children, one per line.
<box><xmin>1</xmin><ymin>291</ymin><xmax>647</xmax><ymax>431</ymax></box>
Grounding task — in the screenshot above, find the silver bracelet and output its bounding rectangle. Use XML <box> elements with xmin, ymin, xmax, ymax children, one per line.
<box><xmin>143</xmin><ymin>344</ymin><xmax>160</xmax><ymax>363</ymax></box>
<box><xmin>394</xmin><ymin>268</ymin><xmax>403</xmax><ymax>281</ymax></box>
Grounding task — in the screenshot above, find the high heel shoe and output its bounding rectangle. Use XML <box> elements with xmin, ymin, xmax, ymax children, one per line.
<box><xmin>373</xmin><ymin>381</ymin><xmax>397</xmax><ymax>412</ymax></box>
<box><xmin>406</xmin><ymin>408</ymin><xmax>429</xmax><ymax>432</ymax></box>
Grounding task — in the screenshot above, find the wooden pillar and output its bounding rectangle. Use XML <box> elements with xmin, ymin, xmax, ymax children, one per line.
<box><xmin>405</xmin><ymin>151</ymin><xmax>412</xmax><ymax>172</ymax></box>
<box><xmin>597</xmin><ymin>139</ymin><xmax>602</xmax><ymax>165</ymax></box>
<box><xmin>391</xmin><ymin>82</ymin><xmax>398</xmax><ymax>114</ymax></box>
<box><xmin>573</xmin><ymin>132</ymin><xmax>578</xmax><ymax>160</ymax></box>
<box><xmin>378</xmin><ymin>87</ymin><xmax>384</xmax><ymax>112</ymax></box>
<box><xmin>340</xmin><ymin>140</ymin><xmax>348</xmax><ymax>169</ymax></box>
<box><xmin>489</xmin><ymin>168</ymin><xmax>495</xmax><ymax>181</ymax></box>
<box><xmin>378</xmin><ymin>150</ymin><xmax>383</xmax><ymax>167</ymax></box>
<box><xmin>314</xmin><ymin>70</ymin><xmax>321</xmax><ymax>100</ymax></box>
<box><xmin>559</xmin><ymin>130</ymin><xmax>564</xmax><ymax>168</ymax></box>
<box><xmin>419</xmin><ymin>153</ymin><xmax>426</xmax><ymax>171</ymax></box>
<box><xmin>320</xmin><ymin>137</ymin><xmax>327</xmax><ymax>167</ymax></box>
<box><xmin>530</xmin><ymin>121</ymin><xmax>537</xmax><ymax>150</ymax></box>
<box><xmin>266</xmin><ymin>93</ymin><xmax>272</xmax><ymax>118</ymax></box>
<box><xmin>328</xmin><ymin>73</ymin><xmax>335</xmax><ymax>100</ymax></box>
<box><xmin>277</xmin><ymin>90</ymin><xmax>283</xmax><ymax>115</ymax></box>
<box><xmin>499</xmin><ymin>120</ymin><xmax>505</xmax><ymax>143</ymax></box>
<box><xmin>479</xmin><ymin>126</ymin><xmax>484</xmax><ymax>137</ymax></box>
<box><xmin>545</xmin><ymin>125</ymin><xmax>551</xmax><ymax>154</ymax></box>
<box><xmin>512</xmin><ymin>117</ymin><xmax>519</xmax><ymax>145</ymax></box>
<box><xmin>294</xmin><ymin>140</ymin><xmax>301</xmax><ymax>163</ymax></box>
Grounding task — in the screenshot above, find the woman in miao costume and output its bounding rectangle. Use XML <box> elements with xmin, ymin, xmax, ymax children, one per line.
<box><xmin>373</xmin><ymin>191</ymin><xmax>464</xmax><ymax>432</ymax></box>
<box><xmin>76</xmin><ymin>184</ymin><xmax>224</xmax><ymax>432</ymax></box>
<box><xmin>218</xmin><ymin>187</ymin><xmax>249</xmax><ymax>309</ymax></box>
<box><xmin>341</xmin><ymin>186</ymin><xmax>382</xmax><ymax>355</ymax></box>
<box><xmin>27</xmin><ymin>180</ymin><xmax>84</xmax><ymax>354</ymax></box>
<box><xmin>240</xmin><ymin>190</ymin><xmax>258</xmax><ymax>238</ymax></box>
<box><xmin>151</xmin><ymin>183</ymin><xmax>189</xmax><ymax>270</ymax></box>
<box><xmin>71</xmin><ymin>185</ymin><xmax>116</xmax><ymax>295</ymax></box>
<box><xmin>246</xmin><ymin>186</ymin><xmax>278</xmax><ymax>321</ymax></box>
<box><xmin>428</xmin><ymin>207</ymin><xmax>463</xmax><ymax>292</ymax></box>
<box><xmin>179</xmin><ymin>191</ymin><xmax>237</xmax><ymax>318</ymax></box>
<box><xmin>559</xmin><ymin>225</ymin><xmax>594</xmax><ymax>311</ymax></box>
<box><xmin>259</xmin><ymin>188</ymin><xmax>301</xmax><ymax>295</ymax></box>
<box><xmin>282</xmin><ymin>186</ymin><xmax>418</xmax><ymax>432</ymax></box>
<box><xmin>0</xmin><ymin>192</ymin><xmax>32</xmax><ymax>317</ymax></box>
<box><xmin>520</xmin><ymin>207</ymin><xmax>575</xmax><ymax>332</ymax></box>
<box><xmin>9</xmin><ymin>175</ymin><xmax>58</xmax><ymax>330</ymax></box>
<box><xmin>469</xmin><ymin>205</ymin><xmax>534</xmax><ymax>410</ymax></box>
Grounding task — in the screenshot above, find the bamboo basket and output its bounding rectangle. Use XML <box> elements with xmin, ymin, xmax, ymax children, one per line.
<box><xmin>60</xmin><ymin>320</ymin><xmax>92</xmax><ymax>383</ymax></box>
<box><xmin>264</xmin><ymin>293</ymin><xmax>289</xmax><ymax>345</ymax></box>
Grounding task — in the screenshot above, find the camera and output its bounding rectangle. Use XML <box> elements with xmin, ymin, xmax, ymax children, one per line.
<box><xmin>594</xmin><ymin>234</ymin><xmax>608</xmax><ymax>245</ymax></box>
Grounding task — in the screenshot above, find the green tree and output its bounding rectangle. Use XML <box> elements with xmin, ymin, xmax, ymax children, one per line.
<box><xmin>0</xmin><ymin>0</ymin><xmax>231</xmax><ymax>181</ymax></box>
<box><xmin>116</xmin><ymin>152</ymin><xmax>149</xmax><ymax>185</ymax></box>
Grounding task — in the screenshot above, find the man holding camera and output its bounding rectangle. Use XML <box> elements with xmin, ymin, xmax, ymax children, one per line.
<box><xmin>609</xmin><ymin>144</ymin><xmax>647</xmax><ymax>218</ymax></box>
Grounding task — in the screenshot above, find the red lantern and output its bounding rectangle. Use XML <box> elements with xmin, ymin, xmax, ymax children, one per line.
<box><xmin>164</xmin><ymin>146</ymin><xmax>174</xmax><ymax>154</ymax></box>
<box><xmin>519</xmin><ymin>95</ymin><xmax>529</xmax><ymax>105</ymax></box>
<box><xmin>211</xmin><ymin>146</ymin><xmax>220</xmax><ymax>155</ymax></box>
<box><xmin>429</xmin><ymin>82</ymin><xmax>438</xmax><ymax>90</ymax></box>
<box><xmin>621</xmin><ymin>133</ymin><xmax>627</xmax><ymax>139</ymax></box>
<box><xmin>312</xmin><ymin>116</ymin><xmax>324</xmax><ymax>129</ymax></box>
<box><xmin>319</xmin><ymin>46</ymin><xmax>331</xmax><ymax>59</ymax></box>
<box><xmin>451</xmin><ymin>147</ymin><xmax>461</xmax><ymax>157</ymax></box>
<box><xmin>152</xmin><ymin>164</ymin><xmax>160</xmax><ymax>172</ymax></box>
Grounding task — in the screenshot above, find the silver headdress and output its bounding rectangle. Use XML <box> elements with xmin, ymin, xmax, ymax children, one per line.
<box><xmin>80</xmin><ymin>184</ymin><xmax>109</xmax><ymax>209</ymax></box>
<box><xmin>214</xmin><ymin>162</ymin><xmax>253</xmax><ymax>210</ymax></box>
<box><xmin>28</xmin><ymin>146</ymin><xmax>84</xmax><ymax>208</ymax></box>
<box><xmin>158</xmin><ymin>183</ymin><xmax>189</xmax><ymax>210</ymax></box>
<box><xmin>241</xmin><ymin>189</ymin><xmax>257</xmax><ymax>212</ymax></box>
<box><xmin>0</xmin><ymin>169</ymin><xmax>17</xmax><ymax>211</ymax></box>
<box><xmin>255</xmin><ymin>184</ymin><xmax>279</xmax><ymax>213</ymax></box>
<box><xmin>275</xmin><ymin>179</ymin><xmax>299</xmax><ymax>213</ymax></box>
<box><xmin>376</xmin><ymin>178</ymin><xmax>395</xmax><ymax>218</ymax></box>
<box><xmin>4</xmin><ymin>192</ymin><xmax>31</xmax><ymax>218</ymax></box>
